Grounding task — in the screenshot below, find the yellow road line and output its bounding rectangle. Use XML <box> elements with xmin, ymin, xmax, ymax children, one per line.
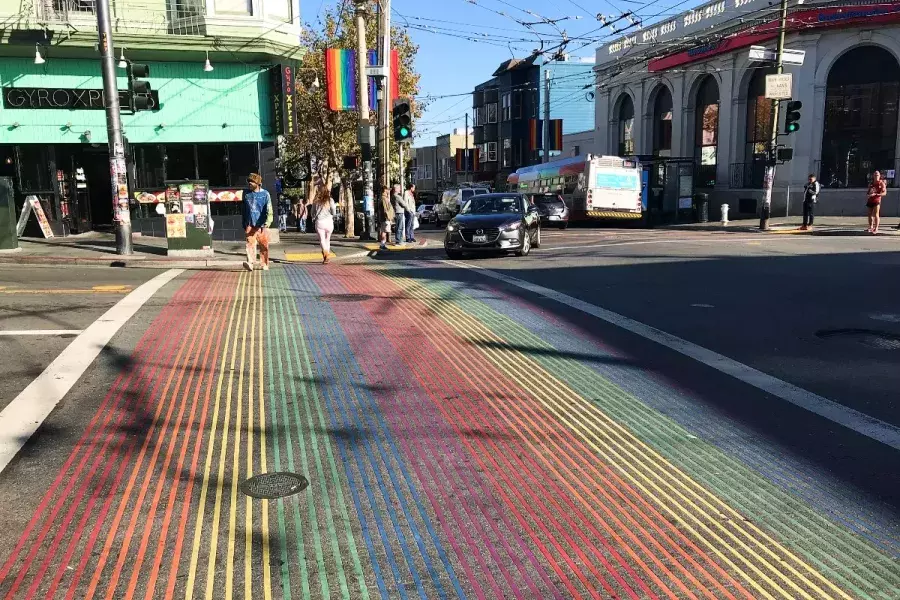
<box><xmin>184</xmin><ymin>272</ymin><xmax>245</xmax><ymax>600</ymax></box>
<box><xmin>257</xmin><ymin>273</ymin><xmax>273</xmax><ymax>600</ymax></box>
<box><xmin>387</xmin><ymin>273</ymin><xmax>849</xmax><ymax>600</ymax></box>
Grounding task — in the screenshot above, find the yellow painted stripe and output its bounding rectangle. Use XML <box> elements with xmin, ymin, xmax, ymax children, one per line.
<box><xmin>285</xmin><ymin>252</ymin><xmax>336</xmax><ymax>262</ymax></box>
<box><xmin>244</xmin><ymin>272</ymin><xmax>257</xmax><ymax>599</ymax></box>
<box><xmin>385</xmin><ymin>272</ymin><xmax>850</xmax><ymax>600</ymax></box>
<box><xmin>184</xmin><ymin>272</ymin><xmax>246</xmax><ymax>600</ymax></box>
<box><xmin>586</xmin><ymin>211</ymin><xmax>643</xmax><ymax>219</ymax></box>
<box><xmin>257</xmin><ymin>273</ymin><xmax>273</xmax><ymax>600</ymax></box>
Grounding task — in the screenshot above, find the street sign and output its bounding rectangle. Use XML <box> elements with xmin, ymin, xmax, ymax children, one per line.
<box><xmin>765</xmin><ymin>73</ymin><xmax>793</xmax><ymax>100</ymax></box>
<box><xmin>749</xmin><ymin>46</ymin><xmax>805</xmax><ymax>65</ymax></box>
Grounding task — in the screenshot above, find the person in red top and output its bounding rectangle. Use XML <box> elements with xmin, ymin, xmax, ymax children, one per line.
<box><xmin>866</xmin><ymin>170</ymin><xmax>887</xmax><ymax>234</ymax></box>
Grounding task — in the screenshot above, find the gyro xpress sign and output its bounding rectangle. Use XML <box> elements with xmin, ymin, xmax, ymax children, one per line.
<box><xmin>2</xmin><ymin>87</ymin><xmax>160</xmax><ymax>111</ymax></box>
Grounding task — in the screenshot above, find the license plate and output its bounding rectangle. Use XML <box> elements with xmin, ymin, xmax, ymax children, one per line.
<box><xmin>472</xmin><ymin>235</ymin><xmax>487</xmax><ymax>243</ymax></box>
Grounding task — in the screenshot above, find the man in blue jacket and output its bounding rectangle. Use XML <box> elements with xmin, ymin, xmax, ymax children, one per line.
<box><xmin>242</xmin><ymin>173</ymin><xmax>273</xmax><ymax>271</ymax></box>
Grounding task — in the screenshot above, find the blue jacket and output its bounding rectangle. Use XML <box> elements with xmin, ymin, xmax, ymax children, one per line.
<box><xmin>242</xmin><ymin>189</ymin><xmax>270</xmax><ymax>229</ymax></box>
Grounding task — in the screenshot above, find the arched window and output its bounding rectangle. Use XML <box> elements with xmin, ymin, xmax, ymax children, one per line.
<box><xmin>821</xmin><ymin>46</ymin><xmax>900</xmax><ymax>188</ymax></box>
<box><xmin>695</xmin><ymin>77</ymin><xmax>719</xmax><ymax>187</ymax></box>
<box><xmin>617</xmin><ymin>95</ymin><xmax>635</xmax><ymax>156</ymax></box>
<box><xmin>652</xmin><ymin>87</ymin><xmax>673</xmax><ymax>157</ymax></box>
<box><xmin>743</xmin><ymin>68</ymin><xmax>776</xmax><ymax>188</ymax></box>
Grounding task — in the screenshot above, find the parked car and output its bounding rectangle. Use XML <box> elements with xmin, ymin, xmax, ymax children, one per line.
<box><xmin>532</xmin><ymin>193</ymin><xmax>570</xmax><ymax>229</ymax></box>
<box><xmin>416</xmin><ymin>203</ymin><xmax>437</xmax><ymax>225</ymax></box>
<box><xmin>444</xmin><ymin>193</ymin><xmax>541</xmax><ymax>259</ymax></box>
<box><xmin>435</xmin><ymin>187</ymin><xmax>490</xmax><ymax>226</ymax></box>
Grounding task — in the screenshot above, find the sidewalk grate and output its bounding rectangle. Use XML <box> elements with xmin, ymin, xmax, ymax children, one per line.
<box><xmin>815</xmin><ymin>329</ymin><xmax>900</xmax><ymax>350</ymax></box>
<box><xmin>240</xmin><ymin>472</ymin><xmax>309</xmax><ymax>499</ymax></box>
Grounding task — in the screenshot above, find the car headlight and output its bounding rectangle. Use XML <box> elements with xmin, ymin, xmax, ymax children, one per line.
<box><xmin>447</xmin><ymin>221</ymin><xmax>459</xmax><ymax>232</ymax></box>
<box><xmin>502</xmin><ymin>221</ymin><xmax>521</xmax><ymax>231</ymax></box>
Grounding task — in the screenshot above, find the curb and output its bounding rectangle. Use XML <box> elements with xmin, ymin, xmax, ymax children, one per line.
<box><xmin>0</xmin><ymin>255</ymin><xmax>246</xmax><ymax>269</ymax></box>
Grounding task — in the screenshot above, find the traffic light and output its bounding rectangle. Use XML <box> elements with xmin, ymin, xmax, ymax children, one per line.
<box><xmin>392</xmin><ymin>99</ymin><xmax>412</xmax><ymax>143</ymax></box>
<box><xmin>127</xmin><ymin>63</ymin><xmax>152</xmax><ymax>112</ymax></box>
<box><xmin>784</xmin><ymin>100</ymin><xmax>802</xmax><ymax>134</ymax></box>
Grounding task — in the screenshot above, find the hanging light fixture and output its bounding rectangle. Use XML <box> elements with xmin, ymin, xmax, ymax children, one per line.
<box><xmin>203</xmin><ymin>51</ymin><xmax>214</xmax><ymax>72</ymax></box>
<box><xmin>118</xmin><ymin>48</ymin><xmax>127</xmax><ymax>69</ymax></box>
<box><xmin>34</xmin><ymin>44</ymin><xmax>45</xmax><ymax>65</ymax></box>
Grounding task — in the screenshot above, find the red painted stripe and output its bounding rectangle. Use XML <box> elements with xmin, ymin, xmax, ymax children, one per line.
<box><xmin>126</xmin><ymin>273</ymin><xmax>235</xmax><ymax>598</ymax></box>
<box><xmin>351</xmin><ymin>268</ymin><xmax>746</xmax><ymax>597</ymax></box>
<box><xmin>160</xmin><ymin>276</ymin><xmax>239</xmax><ymax>600</ymax></box>
<box><xmin>97</xmin><ymin>273</ymin><xmax>228</xmax><ymax>599</ymax></box>
<box><xmin>0</xmin><ymin>274</ymin><xmax>203</xmax><ymax>597</ymax></box>
<box><xmin>335</xmin><ymin>269</ymin><xmax>607</xmax><ymax>598</ymax></box>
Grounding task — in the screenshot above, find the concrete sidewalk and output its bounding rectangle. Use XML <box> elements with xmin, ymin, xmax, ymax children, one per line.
<box><xmin>666</xmin><ymin>216</ymin><xmax>900</xmax><ymax>235</ymax></box>
<box><xmin>0</xmin><ymin>230</ymin><xmax>415</xmax><ymax>268</ymax></box>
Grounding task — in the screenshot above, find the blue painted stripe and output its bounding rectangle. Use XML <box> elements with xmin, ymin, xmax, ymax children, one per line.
<box><xmin>286</xmin><ymin>267</ymin><xmax>464</xmax><ymax>599</ymax></box>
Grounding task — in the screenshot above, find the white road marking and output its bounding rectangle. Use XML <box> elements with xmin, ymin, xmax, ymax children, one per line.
<box><xmin>538</xmin><ymin>236</ymin><xmax>772</xmax><ymax>252</ymax></box>
<box><xmin>0</xmin><ymin>330</ymin><xmax>83</xmax><ymax>336</ymax></box>
<box><xmin>0</xmin><ymin>269</ymin><xmax>183</xmax><ymax>475</ymax></box>
<box><xmin>451</xmin><ymin>262</ymin><xmax>900</xmax><ymax>451</ymax></box>
<box><xmin>690</xmin><ymin>304</ymin><xmax>715</xmax><ymax>309</ymax></box>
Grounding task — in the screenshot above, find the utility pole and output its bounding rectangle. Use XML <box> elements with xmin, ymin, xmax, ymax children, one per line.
<box><xmin>354</xmin><ymin>0</ymin><xmax>371</xmax><ymax>239</ymax></box>
<box><xmin>543</xmin><ymin>69</ymin><xmax>551</xmax><ymax>163</ymax></box>
<box><xmin>379</xmin><ymin>0</ymin><xmax>392</xmax><ymax>192</ymax></box>
<box><xmin>760</xmin><ymin>0</ymin><xmax>789</xmax><ymax>230</ymax></box>
<box><xmin>399</xmin><ymin>143</ymin><xmax>405</xmax><ymax>192</ymax></box>
<box><xmin>96</xmin><ymin>0</ymin><xmax>131</xmax><ymax>254</ymax></box>
<box><xmin>465</xmin><ymin>112</ymin><xmax>470</xmax><ymax>183</ymax></box>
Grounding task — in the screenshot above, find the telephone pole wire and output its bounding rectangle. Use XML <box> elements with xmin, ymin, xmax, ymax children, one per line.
<box><xmin>760</xmin><ymin>0</ymin><xmax>789</xmax><ymax>230</ymax></box>
<box><xmin>96</xmin><ymin>0</ymin><xmax>132</xmax><ymax>254</ymax></box>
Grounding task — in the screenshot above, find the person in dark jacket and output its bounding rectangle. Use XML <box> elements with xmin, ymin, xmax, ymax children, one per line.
<box><xmin>242</xmin><ymin>173</ymin><xmax>272</xmax><ymax>271</ymax></box>
<box><xmin>800</xmin><ymin>174</ymin><xmax>819</xmax><ymax>231</ymax></box>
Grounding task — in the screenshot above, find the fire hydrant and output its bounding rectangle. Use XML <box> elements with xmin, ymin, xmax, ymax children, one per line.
<box><xmin>720</xmin><ymin>203</ymin><xmax>730</xmax><ymax>226</ymax></box>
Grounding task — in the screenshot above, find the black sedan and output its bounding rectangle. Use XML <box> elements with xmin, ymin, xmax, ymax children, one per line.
<box><xmin>533</xmin><ymin>194</ymin><xmax>569</xmax><ymax>229</ymax></box>
<box><xmin>444</xmin><ymin>193</ymin><xmax>541</xmax><ymax>259</ymax></box>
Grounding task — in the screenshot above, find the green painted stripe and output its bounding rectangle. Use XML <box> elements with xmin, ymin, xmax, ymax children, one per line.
<box><xmin>266</xmin><ymin>272</ymin><xmax>304</xmax><ymax>599</ymax></box>
<box><xmin>395</xmin><ymin>272</ymin><xmax>900</xmax><ymax>599</ymax></box>
<box><xmin>276</xmin><ymin>269</ymin><xmax>370</xmax><ymax>600</ymax></box>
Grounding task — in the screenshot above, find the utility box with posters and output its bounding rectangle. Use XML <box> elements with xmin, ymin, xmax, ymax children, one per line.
<box><xmin>164</xmin><ymin>180</ymin><xmax>214</xmax><ymax>258</ymax></box>
<box><xmin>0</xmin><ymin>177</ymin><xmax>17</xmax><ymax>251</ymax></box>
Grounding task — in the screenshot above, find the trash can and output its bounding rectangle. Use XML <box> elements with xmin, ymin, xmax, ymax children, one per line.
<box><xmin>693</xmin><ymin>193</ymin><xmax>710</xmax><ymax>223</ymax></box>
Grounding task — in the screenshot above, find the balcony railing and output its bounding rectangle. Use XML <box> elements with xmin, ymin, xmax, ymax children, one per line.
<box><xmin>813</xmin><ymin>159</ymin><xmax>900</xmax><ymax>189</ymax></box>
<box><xmin>36</xmin><ymin>0</ymin><xmax>209</xmax><ymax>35</ymax></box>
<box><xmin>37</xmin><ymin>0</ymin><xmax>97</xmax><ymax>21</ymax></box>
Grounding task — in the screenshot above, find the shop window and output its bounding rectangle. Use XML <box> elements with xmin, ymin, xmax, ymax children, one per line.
<box><xmin>820</xmin><ymin>46</ymin><xmax>900</xmax><ymax>188</ymax></box>
<box><xmin>617</xmin><ymin>94</ymin><xmax>635</xmax><ymax>156</ymax></box>
<box><xmin>694</xmin><ymin>76</ymin><xmax>719</xmax><ymax>187</ymax></box>
<box><xmin>226</xmin><ymin>143</ymin><xmax>260</xmax><ymax>186</ymax></box>
<box><xmin>652</xmin><ymin>87</ymin><xmax>673</xmax><ymax>157</ymax></box>
<box><xmin>197</xmin><ymin>144</ymin><xmax>228</xmax><ymax>187</ymax></box>
<box><xmin>133</xmin><ymin>145</ymin><xmax>165</xmax><ymax>188</ymax></box>
<box><xmin>165</xmin><ymin>144</ymin><xmax>197</xmax><ymax>181</ymax></box>
<box><xmin>16</xmin><ymin>145</ymin><xmax>52</xmax><ymax>192</ymax></box>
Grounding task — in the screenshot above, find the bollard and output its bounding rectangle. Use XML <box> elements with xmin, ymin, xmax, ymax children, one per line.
<box><xmin>721</xmin><ymin>203</ymin><xmax>730</xmax><ymax>226</ymax></box>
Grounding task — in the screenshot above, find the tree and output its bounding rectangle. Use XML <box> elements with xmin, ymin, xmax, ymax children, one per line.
<box><xmin>283</xmin><ymin>0</ymin><xmax>423</xmax><ymax>237</ymax></box>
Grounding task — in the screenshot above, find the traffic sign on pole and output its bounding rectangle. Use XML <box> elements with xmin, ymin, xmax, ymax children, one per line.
<box><xmin>765</xmin><ymin>73</ymin><xmax>793</xmax><ymax>100</ymax></box>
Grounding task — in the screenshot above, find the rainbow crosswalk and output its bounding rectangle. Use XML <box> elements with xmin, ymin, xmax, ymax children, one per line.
<box><xmin>0</xmin><ymin>264</ymin><xmax>897</xmax><ymax>599</ymax></box>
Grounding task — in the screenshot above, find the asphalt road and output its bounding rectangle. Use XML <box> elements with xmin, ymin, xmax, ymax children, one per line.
<box><xmin>0</xmin><ymin>229</ymin><xmax>897</xmax><ymax>599</ymax></box>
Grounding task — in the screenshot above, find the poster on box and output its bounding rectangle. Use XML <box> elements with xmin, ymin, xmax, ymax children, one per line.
<box><xmin>166</xmin><ymin>213</ymin><xmax>186</xmax><ymax>238</ymax></box>
<box><xmin>182</xmin><ymin>200</ymin><xmax>195</xmax><ymax>215</ymax></box>
<box><xmin>184</xmin><ymin>213</ymin><xmax>195</xmax><ymax>224</ymax></box>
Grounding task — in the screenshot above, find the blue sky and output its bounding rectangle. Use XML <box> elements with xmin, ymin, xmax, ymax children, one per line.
<box><xmin>307</xmin><ymin>0</ymin><xmax>703</xmax><ymax>144</ymax></box>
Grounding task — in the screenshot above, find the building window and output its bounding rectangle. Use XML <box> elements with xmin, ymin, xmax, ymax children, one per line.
<box><xmin>226</xmin><ymin>143</ymin><xmax>260</xmax><ymax>186</ymax></box>
<box><xmin>165</xmin><ymin>144</ymin><xmax>197</xmax><ymax>181</ymax></box>
<box><xmin>16</xmin><ymin>145</ymin><xmax>52</xmax><ymax>192</ymax></box>
<box><xmin>821</xmin><ymin>46</ymin><xmax>900</xmax><ymax>188</ymax></box>
<box><xmin>424</xmin><ymin>164</ymin><xmax>433</xmax><ymax>180</ymax></box>
<box><xmin>502</xmin><ymin>139</ymin><xmax>512</xmax><ymax>167</ymax></box>
<box><xmin>573</xmin><ymin>145</ymin><xmax>580</xmax><ymax>157</ymax></box>
<box><xmin>54</xmin><ymin>0</ymin><xmax>95</xmax><ymax>14</ymax></box>
<box><xmin>487</xmin><ymin>142</ymin><xmax>498</xmax><ymax>162</ymax></box>
<box><xmin>514</xmin><ymin>140</ymin><xmax>523</xmax><ymax>166</ymax></box>
<box><xmin>133</xmin><ymin>144</ymin><xmax>165</xmax><ymax>188</ymax></box>
<box><xmin>474</xmin><ymin>106</ymin><xmax>483</xmax><ymax>127</ymax></box>
<box><xmin>197</xmin><ymin>144</ymin><xmax>228</xmax><ymax>187</ymax></box>
<box><xmin>513</xmin><ymin>91</ymin><xmax>523</xmax><ymax>119</ymax></box>
<box><xmin>487</xmin><ymin>103</ymin><xmax>498</xmax><ymax>124</ymax></box>
<box><xmin>532</xmin><ymin>91</ymin><xmax>539</xmax><ymax>118</ymax></box>
<box><xmin>695</xmin><ymin>76</ymin><xmax>719</xmax><ymax>187</ymax></box>
<box><xmin>653</xmin><ymin>87</ymin><xmax>673</xmax><ymax>157</ymax></box>
<box><xmin>746</xmin><ymin>68</ymin><xmax>776</xmax><ymax>162</ymax></box>
<box><xmin>617</xmin><ymin>94</ymin><xmax>635</xmax><ymax>156</ymax></box>
<box><xmin>501</xmin><ymin>93</ymin><xmax>511</xmax><ymax>121</ymax></box>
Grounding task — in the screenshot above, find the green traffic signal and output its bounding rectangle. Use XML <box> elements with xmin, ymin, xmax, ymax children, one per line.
<box><xmin>392</xmin><ymin>100</ymin><xmax>413</xmax><ymax>142</ymax></box>
<box><xmin>784</xmin><ymin>100</ymin><xmax>802</xmax><ymax>135</ymax></box>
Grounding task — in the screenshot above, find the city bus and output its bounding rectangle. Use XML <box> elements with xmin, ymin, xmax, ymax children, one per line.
<box><xmin>507</xmin><ymin>155</ymin><xmax>644</xmax><ymax>222</ymax></box>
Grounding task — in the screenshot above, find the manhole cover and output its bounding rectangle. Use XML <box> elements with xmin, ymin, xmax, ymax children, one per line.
<box><xmin>240</xmin><ymin>472</ymin><xmax>309</xmax><ymax>499</ymax></box>
<box><xmin>320</xmin><ymin>293</ymin><xmax>372</xmax><ymax>302</ymax></box>
<box><xmin>815</xmin><ymin>329</ymin><xmax>900</xmax><ymax>350</ymax></box>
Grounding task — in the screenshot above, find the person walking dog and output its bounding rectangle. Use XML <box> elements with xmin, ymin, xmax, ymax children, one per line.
<box><xmin>242</xmin><ymin>173</ymin><xmax>272</xmax><ymax>272</ymax></box>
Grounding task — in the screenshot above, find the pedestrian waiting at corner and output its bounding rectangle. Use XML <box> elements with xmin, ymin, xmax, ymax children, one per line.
<box><xmin>404</xmin><ymin>183</ymin><xmax>417</xmax><ymax>244</ymax></box>
<box><xmin>800</xmin><ymin>174</ymin><xmax>819</xmax><ymax>231</ymax></box>
<box><xmin>378</xmin><ymin>188</ymin><xmax>395</xmax><ymax>251</ymax></box>
<box><xmin>391</xmin><ymin>183</ymin><xmax>406</xmax><ymax>246</ymax></box>
<box><xmin>867</xmin><ymin>170</ymin><xmax>887</xmax><ymax>235</ymax></box>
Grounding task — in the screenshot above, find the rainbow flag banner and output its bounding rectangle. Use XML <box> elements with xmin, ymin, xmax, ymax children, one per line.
<box><xmin>325</xmin><ymin>48</ymin><xmax>357</xmax><ymax>111</ymax></box>
<box><xmin>528</xmin><ymin>118</ymin><xmax>542</xmax><ymax>151</ymax></box>
<box><xmin>549</xmin><ymin>119</ymin><xmax>563</xmax><ymax>151</ymax></box>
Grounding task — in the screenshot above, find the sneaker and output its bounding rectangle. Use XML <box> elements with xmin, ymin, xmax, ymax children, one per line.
<box><xmin>242</xmin><ymin>261</ymin><xmax>253</xmax><ymax>272</ymax></box>
<box><xmin>799</xmin><ymin>225</ymin><xmax>808</xmax><ymax>231</ymax></box>
<box><xmin>379</xmin><ymin>243</ymin><xmax>388</xmax><ymax>250</ymax></box>
<box><xmin>262</xmin><ymin>264</ymin><xmax>269</xmax><ymax>271</ymax></box>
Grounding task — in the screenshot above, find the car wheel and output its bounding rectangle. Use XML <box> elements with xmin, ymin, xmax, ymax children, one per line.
<box><xmin>515</xmin><ymin>231</ymin><xmax>531</xmax><ymax>257</ymax></box>
<box><xmin>446</xmin><ymin>249</ymin><xmax>463</xmax><ymax>259</ymax></box>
